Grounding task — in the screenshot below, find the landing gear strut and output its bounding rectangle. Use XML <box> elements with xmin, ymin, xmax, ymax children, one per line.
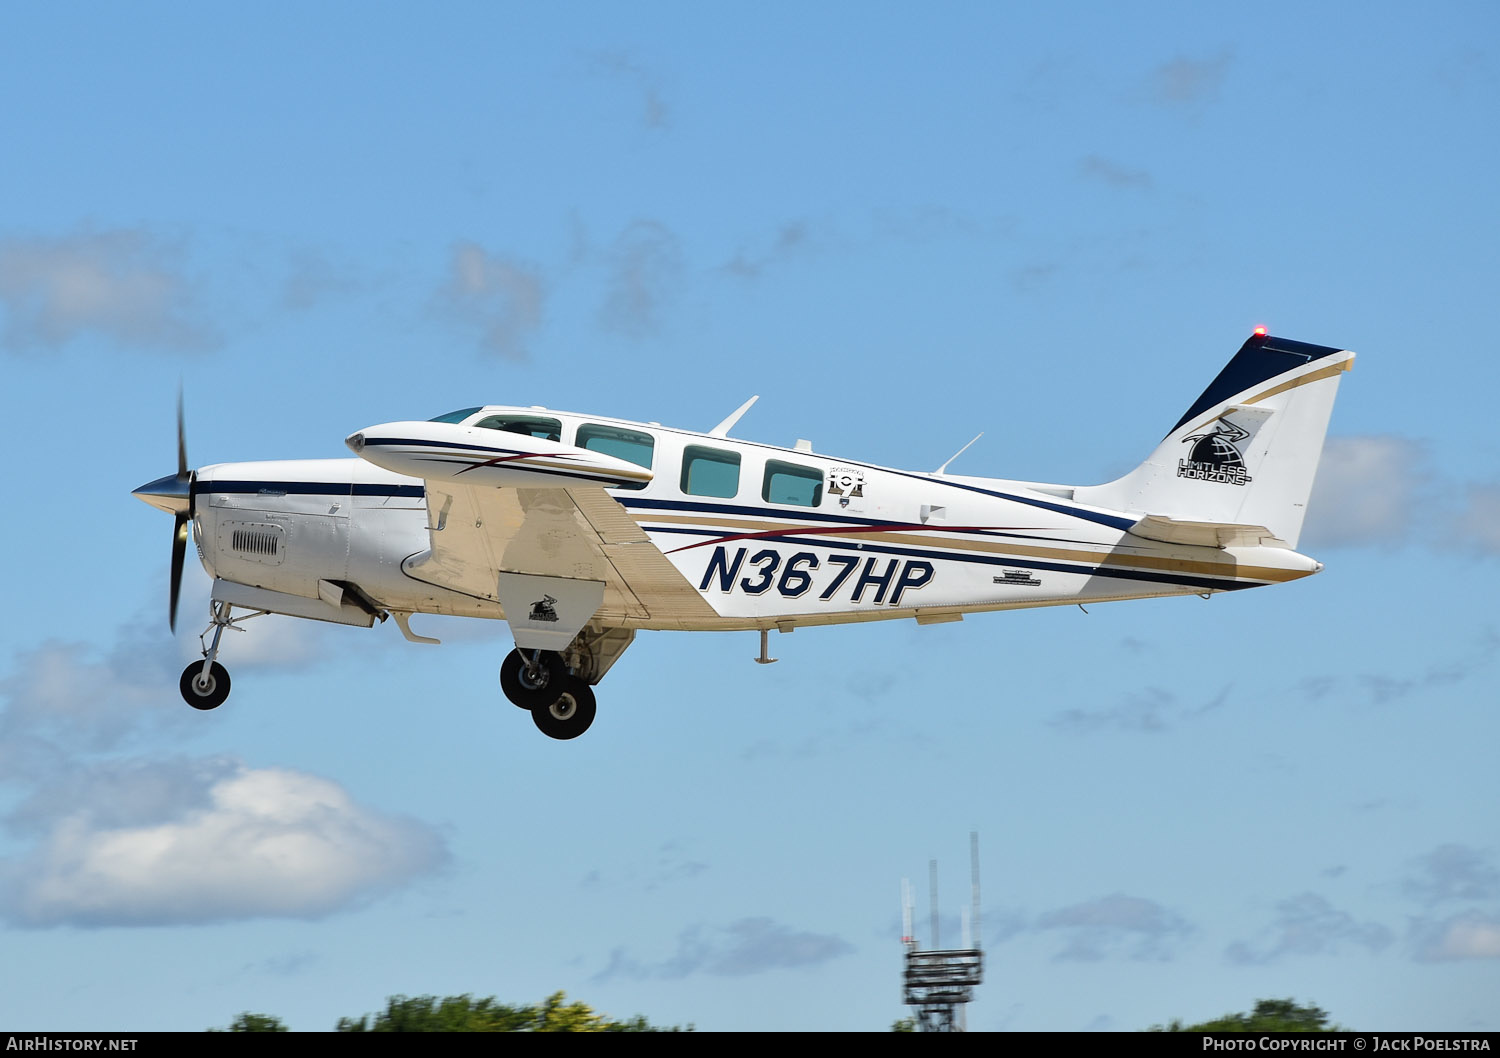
<box><xmin>500</xmin><ymin>647</ymin><xmax>598</xmax><ymax>740</ymax></box>
<box><xmin>500</xmin><ymin>648</ymin><xmax>567</xmax><ymax>709</ymax></box>
<box><xmin>178</xmin><ymin>600</ymin><xmax>261</xmax><ymax>711</ymax></box>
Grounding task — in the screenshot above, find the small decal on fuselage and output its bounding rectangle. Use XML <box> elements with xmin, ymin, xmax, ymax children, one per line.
<box><xmin>994</xmin><ymin>569</ymin><xmax>1040</xmax><ymax>587</ymax></box>
<box><xmin>697</xmin><ymin>545</ymin><xmax>933</xmax><ymax>606</ymax></box>
<box><xmin>1177</xmin><ymin>417</ymin><xmax>1253</xmax><ymax>486</ymax></box>
<box><xmin>827</xmin><ymin>466</ymin><xmax>865</xmax><ymax>507</ymax></box>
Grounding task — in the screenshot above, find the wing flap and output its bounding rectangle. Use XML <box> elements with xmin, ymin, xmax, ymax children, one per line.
<box><xmin>404</xmin><ymin>483</ymin><xmax>715</xmax><ymax>624</ymax></box>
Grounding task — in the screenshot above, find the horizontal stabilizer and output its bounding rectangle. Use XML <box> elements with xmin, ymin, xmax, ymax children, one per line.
<box><xmin>1127</xmin><ymin>514</ymin><xmax>1286</xmax><ymax>549</ymax></box>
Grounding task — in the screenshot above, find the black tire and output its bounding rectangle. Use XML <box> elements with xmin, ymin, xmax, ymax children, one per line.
<box><xmin>531</xmin><ymin>679</ymin><xmax>597</xmax><ymax>740</ymax></box>
<box><xmin>180</xmin><ymin>661</ymin><xmax>231</xmax><ymax>711</ymax></box>
<box><xmin>500</xmin><ymin>649</ymin><xmax>567</xmax><ymax>709</ymax></box>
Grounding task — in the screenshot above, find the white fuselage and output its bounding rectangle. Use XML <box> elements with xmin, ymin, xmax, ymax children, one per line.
<box><xmin>190</xmin><ymin>407</ymin><xmax>1321</xmax><ymax>633</ymax></box>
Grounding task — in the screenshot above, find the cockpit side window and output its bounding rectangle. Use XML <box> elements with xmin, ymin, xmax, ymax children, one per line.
<box><xmin>428</xmin><ymin>407</ymin><xmax>484</xmax><ymax>423</ymax></box>
<box><xmin>763</xmin><ymin>460</ymin><xmax>823</xmax><ymax>507</ymax></box>
<box><xmin>474</xmin><ymin>414</ymin><xmax>562</xmax><ymax>442</ymax></box>
<box><xmin>577</xmin><ymin>424</ymin><xmax>655</xmax><ymax>491</ymax></box>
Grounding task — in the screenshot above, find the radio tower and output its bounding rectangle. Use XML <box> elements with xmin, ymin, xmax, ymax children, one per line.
<box><xmin>901</xmin><ymin>832</ymin><xmax>984</xmax><ymax>1031</ymax></box>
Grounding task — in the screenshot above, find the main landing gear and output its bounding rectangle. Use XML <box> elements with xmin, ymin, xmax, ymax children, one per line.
<box><xmin>179</xmin><ymin>600</ymin><xmax>262</xmax><ymax>711</ymax></box>
<box><xmin>500</xmin><ymin>648</ymin><xmax>597</xmax><ymax>740</ymax></box>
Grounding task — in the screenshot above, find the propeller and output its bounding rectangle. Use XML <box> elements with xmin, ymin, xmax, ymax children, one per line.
<box><xmin>132</xmin><ymin>392</ymin><xmax>196</xmax><ymax>632</ymax></box>
<box><xmin>169</xmin><ymin>393</ymin><xmax>193</xmax><ymax>632</ymax></box>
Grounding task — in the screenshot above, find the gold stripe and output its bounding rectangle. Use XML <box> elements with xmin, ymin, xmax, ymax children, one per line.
<box><xmin>642</xmin><ymin>513</ymin><xmax>1309</xmax><ymax>583</ymax></box>
<box><xmin>1181</xmin><ymin>355</ymin><xmax>1352</xmax><ymax>437</ymax></box>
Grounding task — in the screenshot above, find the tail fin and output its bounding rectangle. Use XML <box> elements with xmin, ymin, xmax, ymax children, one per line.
<box><xmin>1075</xmin><ymin>332</ymin><xmax>1355</xmax><ymax>550</ymax></box>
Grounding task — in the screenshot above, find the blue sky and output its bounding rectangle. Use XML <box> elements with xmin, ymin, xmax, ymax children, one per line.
<box><xmin>2</xmin><ymin>1</ymin><xmax>1497</xmax><ymax>1032</ymax></box>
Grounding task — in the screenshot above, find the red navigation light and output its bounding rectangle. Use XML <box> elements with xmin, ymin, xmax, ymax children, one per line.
<box><xmin>1253</xmin><ymin>325</ymin><xmax>1268</xmax><ymax>336</ymax></box>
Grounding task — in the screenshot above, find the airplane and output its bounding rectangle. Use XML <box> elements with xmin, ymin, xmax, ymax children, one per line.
<box><xmin>133</xmin><ymin>329</ymin><xmax>1354</xmax><ymax>740</ymax></box>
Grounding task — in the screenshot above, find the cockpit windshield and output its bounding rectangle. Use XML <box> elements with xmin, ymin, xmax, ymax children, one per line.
<box><xmin>474</xmin><ymin>414</ymin><xmax>562</xmax><ymax>441</ymax></box>
<box><xmin>427</xmin><ymin>407</ymin><xmax>484</xmax><ymax>424</ymax></box>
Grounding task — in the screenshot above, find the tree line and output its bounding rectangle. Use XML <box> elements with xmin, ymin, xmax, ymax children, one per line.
<box><xmin>217</xmin><ymin>993</ymin><xmax>1336</xmax><ymax>1032</ymax></box>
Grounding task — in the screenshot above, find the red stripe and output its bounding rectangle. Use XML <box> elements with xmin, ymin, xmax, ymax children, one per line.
<box><xmin>663</xmin><ymin>522</ymin><xmax>1037</xmax><ymax>555</ymax></box>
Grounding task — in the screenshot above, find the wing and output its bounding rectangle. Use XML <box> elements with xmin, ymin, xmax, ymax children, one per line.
<box><xmin>404</xmin><ymin>482</ymin><xmax>718</xmax><ymax>627</ymax></box>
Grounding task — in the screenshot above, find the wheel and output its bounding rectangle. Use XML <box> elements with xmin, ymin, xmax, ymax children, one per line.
<box><xmin>500</xmin><ymin>649</ymin><xmax>567</xmax><ymax>709</ymax></box>
<box><xmin>531</xmin><ymin>678</ymin><xmax>596</xmax><ymax>740</ymax></box>
<box><xmin>179</xmin><ymin>661</ymin><xmax>231</xmax><ymax>710</ymax></box>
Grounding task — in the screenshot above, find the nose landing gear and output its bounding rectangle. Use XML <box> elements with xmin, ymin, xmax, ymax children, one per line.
<box><xmin>178</xmin><ymin>600</ymin><xmax>264</xmax><ymax>711</ymax></box>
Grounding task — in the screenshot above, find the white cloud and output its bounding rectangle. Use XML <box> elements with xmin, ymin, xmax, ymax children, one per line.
<box><xmin>1299</xmin><ymin>436</ymin><xmax>1500</xmax><ymax>556</ymax></box>
<box><xmin>1</xmin><ymin>596</ymin><xmax>447</xmax><ymax>929</ymax></box>
<box><xmin>591</xmin><ymin>51</ymin><xmax>671</xmax><ymax>130</ymax></box>
<box><xmin>5</xmin><ymin>755</ymin><xmax>235</xmax><ymax>837</ymax></box>
<box><xmin>1034</xmin><ymin>893</ymin><xmax>1193</xmax><ymax>961</ymax></box>
<box><xmin>1412</xmin><ymin>911</ymin><xmax>1500</xmax><ymax>962</ymax></box>
<box><xmin>0</xmin><ymin>229</ymin><xmax>218</xmax><ymax>352</ymax></box>
<box><xmin>599</xmin><ymin>221</ymin><xmax>681</xmax><ymax>339</ymax></box>
<box><xmin>1302</xmin><ymin>435</ymin><xmax>1428</xmax><ymax>548</ymax></box>
<box><xmin>1403</xmin><ymin>844</ymin><xmax>1500</xmax><ymax>906</ymax></box>
<box><xmin>1079</xmin><ymin>155</ymin><xmax>1152</xmax><ymax>190</ymax></box>
<box><xmin>433</xmin><ymin>241</ymin><xmax>545</xmax><ymax>359</ymax></box>
<box><xmin>1</xmin><ymin>759</ymin><xmax>444</xmax><ymax>927</ymax></box>
<box><xmin>1454</xmin><ymin>483</ymin><xmax>1500</xmax><ymax>554</ymax></box>
<box><xmin>578</xmin><ymin>838</ymin><xmax>708</xmax><ymax>893</ymax></box>
<box><xmin>723</xmin><ymin>221</ymin><xmax>812</xmax><ymax>280</ymax></box>
<box><xmin>1050</xmin><ymin>685</ymin><xmax>1230</xmax><ymax>734</ymax></box>
<box><xmin>1144</xmin><ymin>52</ymin><xmax>1233</xmax><ymax>106</ymax></box>
<box><xmin>282</xmin><ymin>249</ymin><xmax>360</xmax><ymax>311</ymax></box>
<box><xmin>1226</xmin><ymin>892</ymin><xmax>1393</xmax><ymax>964</ymax></box>
<box><xmin>0</xmin><ymin>635</ymin><xmax>187</xmax><ymax>760</ymax></box>
<box><xmin>1291</xmin><ymin>630</ymin><xmax>1499</xmax><ymax>708</ymax></box>
<box><xmin>0</xmin><ymin>579</ymin><xmax>359</xmax><ymax>774</ymax></box>
<box><xmin>595</xmin><ymin>916</ymin><xmax>853</xmax><ymax>980</ymax></box>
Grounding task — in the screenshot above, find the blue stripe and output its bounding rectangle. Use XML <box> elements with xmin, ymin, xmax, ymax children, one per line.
<box><xmin>879</xmin><ymin>473</ymin><xmax>1137</xmax><ymax>531</ymax></box>
<box><xmin>196</xmin><ymin>480</ymin><xmax>425</xmax><ymax>499</ymax></box>
<box><xmin>619</xmin><ymin>496</ymin><xmax>1120</xmax><ymax>538</ymax></box>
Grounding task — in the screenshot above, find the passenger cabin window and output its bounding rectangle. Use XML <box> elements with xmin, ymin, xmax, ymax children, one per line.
<box><xmin>474</xmin><ymin>414</ymin><xmax>561</xmax><ymax>442</ymax></box>
<box><xmin>681</xmin><ymin>445</ymin><xmax>740</xmax><ymax>498</ymax></box>
<box><xmin>763</xmin><ymin>460</ymin><xmax>823</xmax><ymax>507</ymax></box>
<box><xmin>429</xmin><ymin>407</ymin><xmax>483</xmax><ymax>423</ymax></box>
<box><xmin>577</xmin><ymin>424</ymin><xmax>654</xmax><ymax>491</ymax></box>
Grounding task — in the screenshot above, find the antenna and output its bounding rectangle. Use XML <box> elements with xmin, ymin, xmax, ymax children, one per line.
<box><xmin>708</xmin><ymin>395</ymin><xmax>759</xmax><ymax>438</ymax></box>
<box><xmin>901</xmin><ymin>834</ymin><xmax>984</xmax><ymax>1032</ymax></box>
<box><xmin>971</xmin><ymin>830</ymin><xmax>982</xmax><ymax>951</ymax></box>
<box><xmin>929</xmin><ymin>859</ymin><xmax>939</xmax><ymax>951</ymax></box>
<box><xmin>934</xmin><ymin>432</ymin><xmax>983</xmax><ymax>475</ymax></box>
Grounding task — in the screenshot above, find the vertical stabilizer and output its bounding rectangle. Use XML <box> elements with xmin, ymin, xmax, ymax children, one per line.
<box><xmin>1075</xmin><ymin>333</ymin><xmax>1354</xmax><ymax>550</ymax></box>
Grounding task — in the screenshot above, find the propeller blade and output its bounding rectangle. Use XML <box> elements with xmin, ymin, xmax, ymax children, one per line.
<box><xmin>170</xmin><ymin>512</ymin><xmax>188</xmax><ymax>633</ymax></box>
<box><xmin>176</xmin><ymin>388</ymin><xmax>188</xmax><ymax>479</ymax></box>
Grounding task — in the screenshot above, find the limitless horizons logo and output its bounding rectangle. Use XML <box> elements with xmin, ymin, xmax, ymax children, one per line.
<box><xmin>1177</xmin><ymin>417</ymin><xmax>1252</xmax><ymax>486</ymax></box>
<box><xmin>528</xmin><ymin>594</ymin><xmax>560</xmax><ymax>622</ymax></box>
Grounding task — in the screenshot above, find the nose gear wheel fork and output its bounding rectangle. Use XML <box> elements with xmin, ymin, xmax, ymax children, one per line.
<box><xmin>178</xmin><ymin>600</ymin><xmax>266</xmax><ymax>711</ymax></box>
